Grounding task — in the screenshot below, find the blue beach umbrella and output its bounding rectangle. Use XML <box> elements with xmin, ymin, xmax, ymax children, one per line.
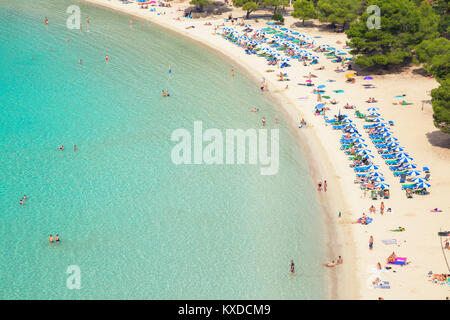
<box><xmin>415</xmin><ymin>182</ymin><xmax>431</xmax><ymax>188</ymax></box>
<box><xmin>387</xmin><ymin>142</ymin><xmax>399</xmax><ymax>147</ymax></box>
<box><xmin>366</xmin><ymin>164</ymin><xmax>379</xmax><ymax>170</ymax></box>
<box><xmin>371</xmin><ymin>176</ymin><xmax>385</xmax><ymax>182</ymax></box>
<box><xmin>364</xmin><ymin>76</ymin><xmax>374</xmax><ymax>80</ymax></box>
<box><xmin>315</xmin><ymin>103</ymin><xmax>325</xmax><ymax>109</ymax></box>
<box><xmin>399</xmin><ymin>157</ymin><xmax>413</xmax><ymax>163</ymax></box>
<box><xmin>395</xmin><ymin>152</ymin><xmax>409</xmax><ymax>158</ymax></box>
<box><xmin>391</xmin><ymin>147</ymin><xmax>405</xmax><ymax>152</ymax></box>
<box><xmin>342</xmin><ymin>118</ymin><xmax>353</xmax><ymax>123</ymax></box>
<box><xmin>369</xmin><ymin>171</ymin><xmax>383</xmax><ymax>176</ymax></box>
<box><xmin>356</xmin><ymin>149</ymin><xmax>371</xmax><ymax>155</ymax></box>
<box><xmin>386</xmin><ymin>138</ymin><xmax>399</xmax><ymax>143</ymax></box>
<box><xmin>361</xmin><ymin>154</ymin><xmax>374</xmax><ymax>159</ymax></box>
<box><xmin>411</xmin><ymin>177</ymin><xmax>426</xmax><ymax>183</ymax></box>
<box><xmin>355</xmin><ymin>143</ymin><xmax>368</xmax><ymax>148</ymax></box>
<box><xmin>352</xmin><ymin>138</ymin><xmax>365</xmax><ymax>143</ymax></box>
<box><xmin>345</xmin><ymin>128</ymin><xmax>358</xmax><ymax>133</ymax></box>
<box><xmin>402</xmin><ymin>164</ymin><xmax>417</xmax><ymax>170</ymax></box>
<box><xmin>367</xmin><ymin>107</ymin><xmax>379</xmax><ymax>112</ymax></box>
<box><xmin>369</xmin><ymin>112</ymin><xmax>381</xmax><ymax>117</ymax></box>
<box><xmin>375</xmin><ymin>183</ymin><xmax>390</xmax><ymax>189</ymax></box>
<box><xmin>317</xmin><ymin>85</ymin><xmax>326</xmax><ymax>89</ymax></box>
<box><xmin>350</xmin><ymin>133</ymin><xmax>362</xmax><ymax>137</ymax></box>
<box><xmin>407</xmin><ymin>170</ymin><xmax>421</xmax><ymax>177</ymax></box>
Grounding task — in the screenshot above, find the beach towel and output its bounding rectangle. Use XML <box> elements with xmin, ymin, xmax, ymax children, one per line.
<box><xmin>395</xmin><ymin>94</ymin><xmax>406</xmax><ymax>98</ymax></box>
<box><xmin>389</xmin><ymin>257</ymin><xmax>407</xmax><ymax>265</ymax></box>
<box><xmin>389</xmin><ymin>227</ymin><xmax>405</xmax><ymax>232</ymax></box>
<box><xmin>357</xmin><ymin>217</ymin><xmax>373</xmax><ymax>224</ymax></box>
<box><xmin>334</xmin><ymin>90</ymin><xmax>344</xmax><ymax>93</ymax></box>
<box><xmin>374</xmin><ymin>281</ymin><xmax>390</xmax><ymax>289</ymax></box>
<box><xmin>382</xmin><ymin>239</ymin><xmax>398</xmax><ymax>246</ymax></box>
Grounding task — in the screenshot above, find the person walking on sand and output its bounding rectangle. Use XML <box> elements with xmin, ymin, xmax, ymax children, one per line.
<box><xmin>380</xmin><ymin>201</ymin><xmax>384</xmax><ymax>215</ymax></box>
<box><xmin>337</xmin><ymin>256</ymin><xmax>343</xmax><ymax>264</ymax></box>
<box><xmin>317</xmin><ymin>93</ymin><xmax>322</xmax><ymax>102</ymax></box>
<box><xmin>324</xmin><ymin>180</ymin><xmax>327</xmax><ymax>192</ymax></box>
<box><xmin>369</xmin><ymin>236</ymin><xmax>374</xmax><ymax>250</ymax></box>
<box><xmin>317</xmin><ymin>181</ymin><xmax>322</xmax><ymax>191</ymax></box>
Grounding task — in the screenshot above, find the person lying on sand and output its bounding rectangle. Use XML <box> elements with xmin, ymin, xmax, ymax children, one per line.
<box><xmin>315</xmin><ymin>66</ymin><xmax>325</xmax><ymax>70</ymax></box>
<box><xmin>331</xmin><ymin>99</ymin><xmax>338</xmax><ymax>104</ymax></box>
<box><xmin>322</xmin><ymin>261</ymin><xmax>336</xmax><ymax>267</ymax></box>
<box><xmin>387</xmin><ymin>252</ymin><xmax>397</xmax><ymax>264</ymax></box>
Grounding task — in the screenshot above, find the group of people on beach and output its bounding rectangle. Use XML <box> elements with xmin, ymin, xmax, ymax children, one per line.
<box><xmin>317</xmin><ymin>180</ymin><xmax>327</xmax><ymax>192</ymax></box>
<box><xmin>322</xmin><ymin>256</ymin><xmax>343</xmax><ymax>267</ymax></box>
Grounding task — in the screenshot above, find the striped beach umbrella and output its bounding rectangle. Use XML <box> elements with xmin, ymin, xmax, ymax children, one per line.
<box><xmin>395</xmin><ymin>152</ymin><xmax>409</xmax><ymax>158</ymax></box>
<box><xmin>366</xmin><ymin>164</ymin><xmax>379</xmax><ymax>170</ymax></box>
<box><xmin>355</xmin><ymin>143</ymin><xmax>368</xmax><ymax>148</ymax></box>
<box><xmin>371</xmin><ymin>176</ymin><xmax>385</xmax><ymax>182</ymax></box>
<box><xmin>345</xmin><ymin>128</ymin><xmax>358</xmax><ymax>133</ymax></box>
<box><xmin>350</xmin><ymin>133</ymin><xmax>363</xmax><ymax>137</ymax></box>
<box><xmin>387</xmin><ymin>142</ymin><xmax>399</xmax><ymax>147</ymax></box>
<box><xmin>411</xmin><ymin>177</ymin><xmax>426</xmax><ymax>183</ymax></box>
<box><xmin>367</xmin><ymin>107</ymin><xmax>379</xmax><ymax>112</ymax></box>
<box><xmin>407</xmin><ymin>170</ymin><xmax>421</xmax><ymax>177</ymax></box>
<box><xmin>402</xmin><ymin>164</ymin><xmax>417</xmax><ymax>169</ymax></box>
<box><xmin>361</xmin><ymin>154</ymin><xmax>374</xmax><ymax>159</ymax></box>
<box><xmin>399</xmin><ymin>157</ymin><xmax>413</xmax><ymax>163</ymax></box>
<box><xmin>415</xmin><ymin>182</ymin><xmax>431</xmax><ymax>188</ymax></box>
<box><xmin>369</xmin><ymin>171</ymin><xmax>383</xmax><ymax>176</ymax></box>
<box><xmin>375</xmin><ymin>183</ymin><xmax>390</xmax><ymax>189</ymax></box>
<box><xmin>391</xmin><ymin>147</ymin><xmax>405</xmax><ymax>152</ymax></box>
<box><xmin>352</xmin><ymin>138</ymin><xmax>365</xmax><ymax>143</ymax></box>
<box><xmin>369</xmin><ymin>112</ymin><xmax>381</xmax><ymax>117</ymax></box>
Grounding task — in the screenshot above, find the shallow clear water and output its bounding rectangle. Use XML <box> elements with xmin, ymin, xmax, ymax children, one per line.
<box><xmin>0</xmin><ymin>0</ymin><xmax>327</xmax><ymax>299</ymax></box>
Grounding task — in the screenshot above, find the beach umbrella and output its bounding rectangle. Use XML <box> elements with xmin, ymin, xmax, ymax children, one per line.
<box><xmin>355</xmin><ymin>143</ymin><xmax>368</xmax><ymax>148</ymax></box>
<box><xmin>352</xmin><ymin>138</ymin><xmax>365</xmax><ymax>143</ymax></box>
<box><xmin>391</xmin><ymin>147</ymin><xmax>405</xmax><ymax>152</ymax></box>
<box><xmin>371</xmin><ymin>176</ymin><xmax>385</xmax><ymax>182</ymax></box>
<box><xmin>367</xmin><ymin>107</ymin><xmax>379</xmax><ymax>112</ymax></box>
<box><xmin>369</xmin><ymin>171</ymin><xmax>382</xmax><ymax>176</ymax></box>
<box><xmin>402</xmin><ymin>164</ymin><xmax>417</xmax><ymax>170</ymax></box>
<box><xmin>369</xmin><ymin>112</ymin><xmax>381</xmax><ymax>117</ymax></box>
<box><xmin>342</xmin><ymin>118</ymin><xmax>352</xmax><ymax>123</ymax></box>
<box><xmin>345</xmin><ymin>128</ymin><xmax>358</xmax><ymax>133</ymax></box>
<box><xmin>411</xmin><ymin>177</ymin><xmax>426</xmax><ymax>183</ymax></box>
<box><xmin>317</xmin><ymin>85</ymin><xmax>326</xmax><ymax>89</ymax></box>
<box><xmin>361</xmin><ymin>154</ymin><xmax>374</xmax><ymax>159</ymax></box>
<box><xmin>356</xmin><ymin>149</ymin><xmax>371</xmax><ymax>155</ymax></box>
<box><xmin>399</xmin><ymin>156</ymin><xmax>413</xmax><ymax>163</ymax></box>
<box><xmin>366</xmin><ymin>164</ymin><xmax>379</xmax><ymax>170</ymax></box>
<box><xmin>407</xmin><ymin>170</ymin><xmax>421</xmax><ymax>177</ymax></box>
<box><xmin>395</xmin><ymin>152</ymin><xmax>409</xmax><ymax>158</ymax></box>
<box><xmin>346</xmin><ymin>73</ymin><xmax>355</xmax><ymax>78</ymax></box>
<box><xmin>375</xmin><ymin>183</ymin><xmax>390</xmax><ymax>189</ymax></box>
<box><xmin>244</xmin><ymin>24</ymin><xmax>251</xmax><ymax>27</ymax></box>
<box><xmin>387</xmin><ymin>142</ymin><xmax>399</xmax><ymax>147</ymax></box>
<box><xmin>372</xmin><ymin>118</ymin><xmax>383</xmax><ymax>123</ymax></box>
<box><xmin>415</xmin><ymin>182</ymin><xmax>431</xmax><ymax>188</ymax></box>
<box><xmin>315</xmin><ymin>103</ymin><xmax>325</xmax><ymax>109</ymax></box>
<box><xmin>364</xmin><ymin>76</ymin><xmax>374</xmax><ymax>80</ymax></box>
<box><xmin>350</xmin><ymin>133</ymin><xmax>362</xmax><ymax>137</ymax></box>
<box><xmin>386</xmin><ymin>137</ymin><xmax>398</xmax><ymax>142</ymax></box>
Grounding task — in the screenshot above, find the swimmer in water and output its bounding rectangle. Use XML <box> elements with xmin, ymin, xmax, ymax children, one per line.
<box><xmin>55</xmin><ymin>234</ymin><xmax>60</xmax><ymax>243</ymax></box>
<box><xmin>74</xmin><ymin>145</ymin><xmax>77</xmax><ymax>151</ymax></box>
<box><xmin>23</xmin><ymin>195</ymin><xmax>27</xmax><ymax>200</ymax></box>
<box><xmin>49</xmin><ymin>235</ymin><xmax>54</xmax><ymax>243</ymax></box>
<box><xmin>231</xmin><ymin>69</ymin><xmax>234</xmax><ymax>77</ymax></box>
<box><xmin>162</xmin><ymin>90</ymin><xmax>166</xmax><ymax>97</ymax></box>
<box><xmin>274</xmin><ymin>116</ymin><xmax>278</xmax><ymax>124</ymax></box>
<box><xmin>262</xmin><ymin>117</ymin><xmax>266</xmax><ymax>127</ymax></box>
<box><xmin>106</xmin><ymin>55</ymin><xmax>109</xmax><ymax>62</ymax></box>
<box><xmin>86</xmin><ymin>17</ymin><xmax>90</xmax><ymax>25</ymax></box>
<box><xmin>251</xmin><ymin>108</ymin><xmax>259</xmax><ymax>113</ymax></box>
<box><xmin>169</xmin><ymin>65</ymin><xmax>171</xmax><ymax>73</ymax></box>
<box><xmin>20</xmin><ymin>199</ymin><xmax>24</xmax><ymax>205</ymax></box>
<box><xmin>78</xmin><ymin>59</ymin><xmax>82</xmax><ymax>65</ymax></box>
<box><xmin>59</xmin><ymin>145</ymin><xmax>64</xmax><ymax>151</ymax></box>
<box><xmin>290</xmin><ymin>260</ymin><xmax>295</xmax><ymax>275</ymax></box>
<box><xmin>45</xmin><ymin>17</ymin><xmax>48</xmax><ymax>25</ymax></box>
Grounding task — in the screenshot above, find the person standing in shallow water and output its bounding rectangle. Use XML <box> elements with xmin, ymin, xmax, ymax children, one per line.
<box><xmin>290</xmin><ymin>260</ymin><xmax>295</xmax><ymax>275</ymax></box>
<box><xmin>324</xmin><ymin>180</ymin><xmax>327</xmax><ymax>192</ymax></box>
<box><xmin>231</xmin><ymin>69</ymin><xmax>234</xmax><ymax>77</ymax></box>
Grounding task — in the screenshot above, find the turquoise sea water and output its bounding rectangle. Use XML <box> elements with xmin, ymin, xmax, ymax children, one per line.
<box><xmin>0</xmin><ymin>0</ymin><xmax>327</xmax><ymax>299</ymax></box>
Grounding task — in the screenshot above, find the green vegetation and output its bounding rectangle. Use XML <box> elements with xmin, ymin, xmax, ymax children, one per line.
<box><xmin>263</xmin><ymin>0</ymin><xmax>289</xmax><ymax>14</ymax></box>
<box><xmin>346</xmin><ymin>0</ymin><xmax>439</xmax><ymax>68</ymax></box>
<box><xmin>189</xmin><ymin>0</ymin><xmax>213</xmax><ymax>12</ymax></box>
<box><xmin>233</xmin><ymin>0</ymin><xmax>261</xmax><ymax>19</ymax></box>
<box><xmin>317</xmin><ymin>0</ymin><xmax>361</xmax><ymax>29</ymax></box>
<box><xmin>271</xmin><ymin>12</ymin><xmax>285</xmax><ymax>23</ymax></box>
<box><xmin>291</xmin><ymin>0</ymin><xmax>317</xmax><ymax>26</ymax></box>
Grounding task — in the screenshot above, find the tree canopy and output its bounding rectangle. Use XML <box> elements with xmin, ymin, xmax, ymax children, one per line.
<box><xmin>233</xmin><ymin>0</ymin><xmax>262</xmax><ymax>19</ymax></box>
<box><xmin>291</xmin><ymin>0</ymin><xmax>317</xmax><ymax>25</ymax></box>
<box><xmin>190</xmin><ymin>0</ymin><xmax>213</xmax><ymax>11</ymax></box>
<box><xmin>316</xmin><ymin>0</ymin><xmax>361</xmax><ymax>28</ymax></box>
<box><xmin>346</xmin><ymin>0</ymin><xmax>439</xmax><ymax>68</ymax></box>
<box><xmin>415</xmin><ymin>37</ymin><xmax>450</xmax><ymax>82</ymax></box>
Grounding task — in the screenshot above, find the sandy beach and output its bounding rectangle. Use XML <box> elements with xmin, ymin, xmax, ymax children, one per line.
<box><xmin>80</xmin><ymin>0</ymin><xmax>450</xmax><ymax>299</ymax></box>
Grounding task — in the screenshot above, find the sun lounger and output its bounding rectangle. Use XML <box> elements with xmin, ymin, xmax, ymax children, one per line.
<box><xmin>382</xmin><ymin>239</ymin><xmax>398</xmax><ymax>246</ymax></box>
<box><xmin>402</xmin><ymin>184</ymin><xmax>415</xmax><ymax>190</ymax></box>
